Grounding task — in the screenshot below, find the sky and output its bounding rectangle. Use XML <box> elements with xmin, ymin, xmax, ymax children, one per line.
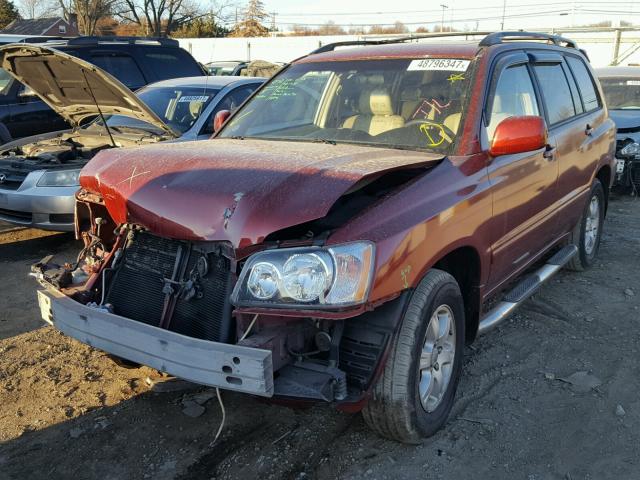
<box><xmin>253</xmin><ymin>0</ymin><xmax>640</xmax><ymax>32</ymax></box>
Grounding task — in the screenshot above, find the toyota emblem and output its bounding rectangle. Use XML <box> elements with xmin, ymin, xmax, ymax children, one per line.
<box><xmin>0</xmin><ymin>174</ymin><xmax>6</xmax><ymax>184</ymax></box>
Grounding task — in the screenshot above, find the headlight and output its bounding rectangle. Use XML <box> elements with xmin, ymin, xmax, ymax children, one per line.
<box><xmin>231</xmin><ymin>242</ymin><xmax>375</xmax><ymax>309</ymax></box>
<box><xmin>620</xmin><ymin>142</ymin><xmax>640</xmax><ymax>157</ymax></box>
<box><xmin>37</xmin><ymin>169</ymin><xmax>81</xmax><ymax>187</ymax></box>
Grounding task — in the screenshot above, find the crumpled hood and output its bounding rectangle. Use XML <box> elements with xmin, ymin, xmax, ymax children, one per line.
<box><xmin>80</xmin><ymin>139</ymin><xmax>443</xmax><ymax>248</ymax></box>
<box><xmin>0</xmin><ymin>44</ymin><xmax>177</xmax><ymax>137</ymax></box>
<box><xmin>610</xmin><ymin>110</ymin><xmax>640</xmax><ymax>131</ymax></box>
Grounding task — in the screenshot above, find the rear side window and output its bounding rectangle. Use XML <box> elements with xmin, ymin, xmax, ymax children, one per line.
<box><xmin>566</xmin><ymin>56</ymin><xmax>600</xmax><ymax>112</ymax></box>
<box><xmin>142</xmin><ymin>50</ymin><xmax>203</xmax><ymax>81</ymax></box>
<box><xmin>533</xmin><ymin>64</ymin><xmax>576</xmax><ymax>125</ymax></box>
<box><xmin>487</xmin><ymin>64</ymin><xmax>539</xmax><ymax>139</ymax></box>
<box><xmin>91</xmin><ymin>54</ymin><xmax>146</xmax><ymax>89</ymax></box>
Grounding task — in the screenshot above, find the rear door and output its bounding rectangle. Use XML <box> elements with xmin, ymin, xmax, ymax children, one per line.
<box><xmin>552</xmin><ymin>54</ymin><xmax>610</xmax><ymax>234</ymax></box>
<box><xmin>486</xmin><ymin>52</ymin><xmax>559</xmax><ymax>287</ymax></box>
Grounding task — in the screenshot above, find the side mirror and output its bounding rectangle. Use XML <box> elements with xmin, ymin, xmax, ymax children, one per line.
<box><xmin>213</xmin><ymin>109</ymin><xmax>231</xmax><ymax>133</ymax></box>
<box><xmin>489</xmin><ymin>116</ymin><xmax>547</xmax><ymax>157</ymax></box>
<box><xmin>18</xmin><ymin>85</ymin><xmax>36</xmax><ymax>99</ymax></box>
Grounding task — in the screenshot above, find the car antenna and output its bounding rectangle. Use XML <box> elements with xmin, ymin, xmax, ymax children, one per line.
<box><xmin>81</xmin><ymin>68</ymin><xmax>117</xmax><ymax>148</ymax></box>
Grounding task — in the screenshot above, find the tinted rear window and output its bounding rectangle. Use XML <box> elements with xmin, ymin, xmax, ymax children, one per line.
<box><xmin>142</xmin><ymin>50</ymin><xmax>203</xmax><ymax>81</ymax></box>
<box><xmin>534</xmin><ymin>63</ymin><xmax>576</xmax><ymax>125</ymax></box>
<box><xmin>566</xmin><ymin>56</ymin><xmax>600</xmax><ymax>112</ymax></box>
<box><xmin>91</xmin><ymin>54</ymin><xmax>146</xmax><ymax>89</ymax></box>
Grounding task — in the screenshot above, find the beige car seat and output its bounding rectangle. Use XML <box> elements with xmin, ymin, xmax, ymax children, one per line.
<box><xmin>342</xmin><ymin>89</ymin><xmax>405</xmax><ymax>136</ymax></box>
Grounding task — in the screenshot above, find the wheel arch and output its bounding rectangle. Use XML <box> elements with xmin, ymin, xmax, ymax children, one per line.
<box><xmin>595</xmin><ymin>164</ymin><xmax>611</xmax><ymax>214</ymax></box>
<box><xmin>432</xmin><ymin>245</ymin><xmax>482</xmax><ymax>343</ymax></box>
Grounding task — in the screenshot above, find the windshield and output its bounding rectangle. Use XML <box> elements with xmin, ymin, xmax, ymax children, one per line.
<box><xmin>99</xmin><ymin>85</ymin><xmax>220</xmax><ymax>134</ymax></box>
<box><xmin>599</xmin><ymin>77</ymin><xmax>640</xmax><ymax>110</ymax></box>
<box><xmin>219</xmin><ymin>58</ymin><xmax>474</xmax><ymax>153</ymax></box>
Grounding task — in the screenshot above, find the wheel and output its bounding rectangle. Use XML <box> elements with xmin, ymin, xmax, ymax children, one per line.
<box><xmin>567</xmin><ymin>179</ymin><xmax>605</xmax><ymax>271</ymax></box>
<box><xmin>362</xmin><ymin>269</ymin><xmax>465</xmax><ymax>443</ymax></box>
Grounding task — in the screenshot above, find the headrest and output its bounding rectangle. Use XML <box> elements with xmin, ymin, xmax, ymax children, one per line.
<box><xmin>358</xmin><ymin>89</ymin><xmax>372</xmax><ymax>114</ymax></box>
<box><xmin>369</xmin><ymin>89</ymin><xmax>394</xmax><ymax>116</ymax></box>
<box><xmin>189</xmin><ymin>101</ymin><xmax>203</xmax><ymax>117</ymax></box>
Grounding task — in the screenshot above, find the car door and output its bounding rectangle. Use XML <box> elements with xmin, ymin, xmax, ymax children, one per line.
<box><xmin>552</xmin><ymin>54</ymin><xmax>610</xmax><ymax>235</ymax></box>
<box><xmin>197</xmin><ymin>83</ymin><xmax>261</xmax><ymax>139</ymax></box>
<box><xmin>485</xmin><ymin>53</ymin><xmax>560</xmax><ymax>287</ymax></box>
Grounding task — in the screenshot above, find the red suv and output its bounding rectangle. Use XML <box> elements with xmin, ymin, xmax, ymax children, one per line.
<box><xmin>35</xmin><ymin>32</ymin><xmax>615</xmax><ymax>443</ymax></box>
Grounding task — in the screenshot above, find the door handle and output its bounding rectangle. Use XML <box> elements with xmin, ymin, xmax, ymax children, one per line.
<box><xmin>585</xmin><ymin>124</ymin><xmax>594</xmax><ymax>136</ymax></box>
<box><xmin>543</xmin><ymin>145</ymin><xmax>556</xmax><ymax>160</ymax></box>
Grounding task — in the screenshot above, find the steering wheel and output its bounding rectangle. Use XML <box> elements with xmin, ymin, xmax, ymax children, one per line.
<box><xmin>404</xmin><ymin>119</ymin><xmax>456</xmax><ymax>147</ymax></box>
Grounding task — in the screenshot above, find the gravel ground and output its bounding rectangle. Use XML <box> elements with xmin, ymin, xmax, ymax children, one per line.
<box><xmin>0</xmin><ymin>195</ymin><xmax>639</xmax><ymax>480</ymax></box>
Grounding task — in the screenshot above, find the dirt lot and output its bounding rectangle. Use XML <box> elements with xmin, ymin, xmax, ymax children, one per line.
<box><xmin>0</xmin><ymin>196</ymin><xmax>639</xmax><ymax>480</ymax></box>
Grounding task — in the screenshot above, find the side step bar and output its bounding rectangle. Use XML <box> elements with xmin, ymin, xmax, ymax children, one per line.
<box><xmin>478</xmin><ymin>245</ymin><xmax>578</xmax><ymax>335</ymax></box>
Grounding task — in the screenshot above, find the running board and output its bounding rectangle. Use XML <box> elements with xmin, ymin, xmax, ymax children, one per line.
<box><xmin>478</xmin><ymin>245</ymin><xmax>578</xmax><ymax>335</ymax></box>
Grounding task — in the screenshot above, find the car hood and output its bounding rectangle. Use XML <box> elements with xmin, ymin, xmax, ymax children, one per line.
<box><xmin>0</xmin><ymin>44</ymin><xmax>178</xmax><ymax>138</ymax></box>
<box><xmin>610</xmin><ymin>109</ymin><xmax>640</xmax><ymax>131</ymax></box>
<box><xmin>80</xmin><ymin>139</ymin><xmax>443</xmax><ymax>248</ymax></box>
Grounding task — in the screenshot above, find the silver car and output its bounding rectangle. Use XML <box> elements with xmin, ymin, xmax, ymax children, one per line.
<box><xmin>0</xmin><ymin>44</ymin><xmax>264</xmax><ymax>231</ymax></box>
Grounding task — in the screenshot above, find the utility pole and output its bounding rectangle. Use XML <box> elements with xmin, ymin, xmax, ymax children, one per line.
<box><xmin>501</xmin><ymin>0</ymin><xmax>507</xmax><ymax>30</ymax></box>
<box><xmin>271</xmin><ymin>11</ymin><xmax>277</xmax><ymax>37</ymax></box>
<box><xmin>440</xmin><ymin>4</ymin><xmax>448</xmax><ymax>32</ymax></box>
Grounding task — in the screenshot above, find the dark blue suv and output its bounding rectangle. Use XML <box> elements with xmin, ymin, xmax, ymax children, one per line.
<box><xmin>0</xmin><ymin>36</ymin><xmax>205</xmax><ymax>142</ymax></box>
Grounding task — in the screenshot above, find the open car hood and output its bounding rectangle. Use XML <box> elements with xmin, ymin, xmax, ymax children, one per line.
<box><xmin>0</xmin><ymin>44</ymin><xmax>178</xmax><ymax>138</ymax></box>
<box><xmin>80</xmin><ymin>139</ymin><xmax>444</xmax><ymax>248</ymax></box>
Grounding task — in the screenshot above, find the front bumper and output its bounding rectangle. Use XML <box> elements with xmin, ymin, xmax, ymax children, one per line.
<box><xmin>0</xmin><ymin>173</ymin><xmax>77</xmax><ymax>231</ymax></box>
<box><xmin>37</xmin><ymin>287</ymin><xmax>274</xmax><ymax>397</ymax></box>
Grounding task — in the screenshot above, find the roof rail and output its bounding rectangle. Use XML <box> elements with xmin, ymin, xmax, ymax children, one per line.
<box><xmin>35</xmin><ymin>36</ymin><xmax>180</xmax><ymax>47</ymax></box>
<box><xmin>479</xmin><ymin>31</ymin><xmax>578</xmax><ymax>49</ymax></box>
<box><xmin>309</xmin><ymin>30</ymin><xmax>581</xmax><ymax>56</ymax></box>
<box><xmin>310</xmin><ymin>31</ymin><xmax>493</xmax><ymax>54</ymax></box>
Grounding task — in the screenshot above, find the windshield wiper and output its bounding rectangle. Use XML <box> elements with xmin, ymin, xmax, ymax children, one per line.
<box><xmin>229</xmin><ymin>135</ymin><xmax>245</xmax><ymax>140</ymax></box>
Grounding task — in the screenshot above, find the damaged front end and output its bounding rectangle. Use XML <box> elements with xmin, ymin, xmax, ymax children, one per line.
<box><xmin>34</xmin><ymin>194</ymin><xmax>406</xmax><ymax>406</ymax></box>
<box><xmin>34</xmin><ymin>139</ymin><xmax>439</xmax><ymax>406</ymax></box>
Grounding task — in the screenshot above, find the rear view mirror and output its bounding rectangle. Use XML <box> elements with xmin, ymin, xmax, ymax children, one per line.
<box><xmin>213</xmin><ymin>109</ymin><xmax>231</xmax><ymax>133</ymax></box>
<box><xmin>489</xmin><ymin>116</ymin><xmax>547</xmax><ymax>157</ymax></box>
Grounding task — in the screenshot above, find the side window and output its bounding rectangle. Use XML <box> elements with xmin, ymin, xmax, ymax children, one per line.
<box><xmin>91</xmin><ymin>54</ymin><xmax>146</xmax><ymax>89</ymax></box>
<box><xmin>563</xmin><ymin>63</ymin><xmax>584</xmax><ymax>116</ymax></box>
<box><xmin>566</xmin><ymin>56</ymin><xmax>600</xmax><ymax>112</ymax></box>
<box><xmin>202</xmin><ymin>85</ymin><xmax>258</xmax><ymax>135</ymax></box>
<box><xmin>487</xmin><ymin>64</ymin><xmax>540</xmax><ymax>139</ymax></box>
<box><xmin>143</xmin><ymin>50</ymin><xmax>203</xmax><ymax>80</ymax></box>
<box><xmin>533</xmin><ymin>63</ymin><xmax>576</xmax><ymax>125</ymax></box>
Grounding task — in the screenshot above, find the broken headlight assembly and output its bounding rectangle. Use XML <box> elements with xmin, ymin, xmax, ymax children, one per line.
<box><xmin>620</xmin><ymin>142</ymin><xmax>640</xmax><ymax>158</ymax></box>
<box><xmin>36</xmin><ymin>168</ymin><xmax>81</xmax><ymax>187</ymax></box>
<box><xmin>231</xmin><ymin>242</ymin><xmax>375</xmax><ymax>309</ymax></box>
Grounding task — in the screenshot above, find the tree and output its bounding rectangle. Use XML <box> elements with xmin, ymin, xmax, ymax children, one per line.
<box><xmin>173</xmin><ymin>13</ymin><xmax>229</xmax><ymax>37</ymax></box>
<box><xmin>18</xmin><ymin>0</ymin><xmax>57</xmax><ymax>18</ymax></box>
<box><xmin>0</xmin><ymin>0</ymin><xmax>20</xmax><ymax>29</ymax></box>
<box><xmin>58</xmin><ymin>0</ymin><xmax>117</xmax><ymax>34</ymax></box>
<box><xmin>116</xmin><ymin>0</ymin><xmax>230</xmax><ymax>37</ymax></box>
<box><xmin>230</xmin><ymin>0</ymin><xmax>268</xmax><ymax>37</ymax></box>
<box><xmin>369</xmin><ymin>21</ymin><xmax>408</xmax><ymax>35</ymax></box>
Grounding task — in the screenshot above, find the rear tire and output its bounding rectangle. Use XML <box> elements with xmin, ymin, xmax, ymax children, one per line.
<box><xmin>362</xmin><ymin>269</ymin><xmax>465</xmax><ymax>443</ymax></box>
<box><xmin>567</xmin><ymin>179</ymin><xmax>605</xmax><ymax>271</ymax></box>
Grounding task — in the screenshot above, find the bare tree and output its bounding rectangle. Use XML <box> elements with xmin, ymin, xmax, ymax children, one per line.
<box><xmin>117</xmin><ymin>0</ymin><xmax>231</xmax><ymax>37</ymax></box>
<box><xmin>19</xmin><ymin>0</ymin><xmax>58</xmax><ymax>18</ymax></box>
<box><xmin>58</xmin><ymin>0</ymin><xmax>118</xmax><ymax>34</ymax></box>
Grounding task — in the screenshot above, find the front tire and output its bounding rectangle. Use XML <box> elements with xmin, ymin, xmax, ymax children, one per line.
<box><xmin>362</xmin><ymin>269</ymin><xmax>465</xmax><ymax>443</ymax></box>
<box><xmin>567</xmin><ymin>179</ymin><xmax>605</xmax><ymax>271</ymax></box>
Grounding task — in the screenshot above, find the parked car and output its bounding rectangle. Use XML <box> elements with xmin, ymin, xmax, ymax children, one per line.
<box><xmin>0</xmin><ymin>44</ymin><xmax>263</xmax><ymax>231</ymax></box>
<box><xmin>35</xmin><ymin>32</ymin><xmax>615</xmax><ymax>443</ymax></box>
<box><xmin>0</xmin><ymin>36</ymin><xmax>205</xmax><ymax>141</ymax></box>
<box><xmin>206</xmin><ymin>59</ymin><xmax>283</xmax><ymax>77</ymax></box>
<box><xmin>596</xmin><ymin>66</ymin><xmax>640</xmax><ymax>192</ymax></box>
